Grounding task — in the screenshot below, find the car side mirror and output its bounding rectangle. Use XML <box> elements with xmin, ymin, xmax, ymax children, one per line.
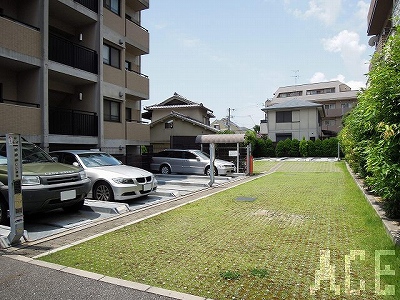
<box><xmin>196</xmin><ymin>157</ymin><xmax>201</xmax><ymax>161</ymax></box>
<box><xmin>73</xmin><ymin>162</ymin><xmax>80</xmax><ymax>167</ymax></box>
<box><xmin>52</xmin><ymin>156</ymin><xmax>59</xmax><ymax>162</ymax></box>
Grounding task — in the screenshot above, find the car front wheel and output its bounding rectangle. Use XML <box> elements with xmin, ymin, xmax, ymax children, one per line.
<box><xmin>93</xmin><ymin>181</ymin><xmax>114</xmax><ymax>201</ymax></box>
<box><xmin>160</xmin><ymin>165</ymin><xmax>171</xmax><ymax>174</ymax></box>
<box><xmin>205</xmin><ymin>166</ymin><xmax>218</xmax><ymax>176</ymax></box>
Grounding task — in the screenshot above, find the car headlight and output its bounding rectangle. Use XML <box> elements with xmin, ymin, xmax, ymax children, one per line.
<box><xmin>22</xmin><ymin>175</ymin><xmax>40</xmax><ymax>186</ymax></box>
<box><xmin>112</xmin><ymin>178</ymin><xmax>135</xmax><ymax>184</ymax></box>
<box><xmin>79</xmin><ymin>170</ymin><xmax>88</xmax><ymax>180</ymax></box>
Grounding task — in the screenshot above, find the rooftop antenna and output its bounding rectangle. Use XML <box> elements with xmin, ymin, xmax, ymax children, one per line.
<box><xmin>291</xmin><ymin>70</ymin><xmax>300</xmax><ymax>99</ymax></box>
<box><xmin>292</xmin><ymin>70</ymin><xmax>299</xmax><ymax>86</ymax></box>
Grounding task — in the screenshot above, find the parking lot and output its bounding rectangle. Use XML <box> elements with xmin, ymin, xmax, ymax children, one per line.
<box><xmin>14</xmin><ymin>174</ymin><xmax>242</xmax><ymax>241</ymax></box>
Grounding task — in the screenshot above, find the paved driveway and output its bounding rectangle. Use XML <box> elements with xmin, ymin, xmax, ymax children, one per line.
<box><xmin>3</xmin><ymin>174</ymin><xmax>242</xmax><ymax>242</ymax></box>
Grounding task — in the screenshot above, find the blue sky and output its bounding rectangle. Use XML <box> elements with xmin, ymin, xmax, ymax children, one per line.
<box><xmin>141</xmin><ymin>0</ymin><xmax>374</xmax><ymax>128</ymax></box>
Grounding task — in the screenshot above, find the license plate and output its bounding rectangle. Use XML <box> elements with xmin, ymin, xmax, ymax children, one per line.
<box><xmin>61</xmin><ymin>190</ymin><xmax>76</xmax><ymax>201</ymax></box>
<box><xmin>143</xmin><ymin>183</ymin><xmax>152</xmax><ymax>191</ymax></box>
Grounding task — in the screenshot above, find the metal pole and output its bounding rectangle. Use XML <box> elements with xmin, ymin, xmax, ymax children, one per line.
<box><xmin>6</xmin><ymin>134</ymin><xmax>25</xmax><ymax>245</ymax></box>
<box><xmin>236</xmin><ymin>143</ymin><xmax>239</xmax><ymax>173</ymax></box>
<box><xmin>208</xmin><ymin>143</ymin><xmax>215</xmax><ymax>186</ymax></box>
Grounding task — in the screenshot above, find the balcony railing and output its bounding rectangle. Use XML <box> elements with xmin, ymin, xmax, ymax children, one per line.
<box><xmin>0</xmin><ymin>98</ymin><xmax>40</xmax><ymax>108</ymax></box>
<box><xmin>49</xmin><ymin>33</ymin><xmax>98</xmax><ymax>74</ymax></box>
<box><xmin>49</xmin><ymin>107</ymin><xmax>98</xmax><ymax>136</ymax></box>
<box><xmin>74</xmin><ymin>0</ymin><xmax>98</xmax><ymax>13</ymax></box>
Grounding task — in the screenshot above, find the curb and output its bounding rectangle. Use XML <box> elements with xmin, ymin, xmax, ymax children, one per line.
<box><xmin>3</xmin><ymin>255</ymin><xmax>211</xmax><ymax>300</ymax></box>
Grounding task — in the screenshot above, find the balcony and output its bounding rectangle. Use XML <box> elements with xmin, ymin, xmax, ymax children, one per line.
<box><xmin>324</xmin><ymin>106</ymin><xmax>352</xmax><ymax>118</ymax></box>
<box><xmin>74</xmin><ymin>0</ymin><xmax>98</xmax><ymax>13</ymax></box>
<box><xmin>49</xmin><ymin>33</ymin><xmax>98</xmax><ymax>74</ymax></box>
<box><xmin>126</xmin><ymin>121</ymin><xmax>150</xmax><ymax>143</ymax></box>
<box><xmin>126</xmin><ymin>0</ymin><xmax>149</xmax><ymax>11</ymax></box>
<box><xmin>49</xmin><ymin>107</ymin><xmax>98</xmax><ymax>136</ymax></box>
<box><xmin>125</xmin><ymin>19</ymin><xmax>149</xmax><ymax>55</ymax></box>
<box><xmin>0</xmin><ymin>15</ymin><xmax>41</xmax><ymax>59</ymax></box>
<box><xmin>126</xmin><ymin>70</ymin><xmax>149</xmax><ymax>99</ymax></box>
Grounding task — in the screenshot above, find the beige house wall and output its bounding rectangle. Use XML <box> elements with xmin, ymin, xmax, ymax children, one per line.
<box><xmin>151</xmin><ymin>107</ymin><xmax>207</xmax><ymax>123</ymax></box>
<box><xmin>126</xmin><ymin>122</ymin><xmax>150</xmax><ymax>143</ymax></box>
<box><xmin>0</xmin><ymin>17</ymin><xmax>41</xmax><ymax>58</ymax></box>
<box><xmin>104</xmin><ymin>122</ymin><xmax>125</xmax><ymax>139</ymax></box>
<box><xmin>103</xmin><ymin>64</ymin><xmax>125</xmax><ymax>87</ymax></box>
<box><xmin>0</xmin><ymin>104</ymin><xmax>41</xmax><ymax>135</ymax></box>
<box><xmin>103</xmin><ymin>7</ymin><xmax>125</xmax><ymax>35</ymax></box>
<box><xmin>267</xmin><ymin>108</ymin><xmax>320</xmax><ymax>141</ymax></box>
<box><xmin>150</xmin><ymin>119</ymin><xmax>215</xmax><ymax>144</ymax></box>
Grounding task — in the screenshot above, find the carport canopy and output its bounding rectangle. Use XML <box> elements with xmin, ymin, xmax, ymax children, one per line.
<box><xmin>196</xmin><ymin>133</ymin><xmax>250</xmax><ymax>187</ymax></box>
<box><xmin>195</xmin><ymin>133</ymin><xmax>246</xmax><ymax>144</ymax></box>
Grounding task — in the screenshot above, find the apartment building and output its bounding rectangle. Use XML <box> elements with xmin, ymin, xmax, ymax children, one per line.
<box><xmin>367</xmin><ymin>0</ymin><xmax>400</xmax><ymax>51</ymax></box>
<box><xmin>260</xmin><ymin>81</ymin><xmax>358</xmax><ymax>141</ymax></box>
<box><xmin>0</xmin><ymin>0</ymin><xmax>150</xmax><ymax>162</ymax></box>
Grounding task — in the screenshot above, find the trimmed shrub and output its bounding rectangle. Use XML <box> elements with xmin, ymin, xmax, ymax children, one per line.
<box><xmin>314</xmin><ymin>139</ymin><xmax>323</xmax><ymax>157</ymax></box>
<box><xmin>299</xmin><ymin>138</ymin><xmax>308</xmax><ymax>157</ymax></box>
<box><xmin>289</xmin><ymin>139</ymin><xmax>300</xmax><ymax>157</ymax></box>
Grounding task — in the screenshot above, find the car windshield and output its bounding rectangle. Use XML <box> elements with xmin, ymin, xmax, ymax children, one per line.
<box><xmin>0</xmin><ymin>142</ymin><xmax>55</xmax><ymax>165</ymax></box>
<box><xmin>78</xmin><ymin>152</ymin><xmax>121</xmax><ymax>168</ymax></box>
<box><xmin>192</xmin><ymin>150</ymin><xmax>210</xmax><ymax>160</ymax></box>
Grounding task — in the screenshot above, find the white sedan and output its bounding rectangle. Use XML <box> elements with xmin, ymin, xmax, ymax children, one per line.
<box><xmin>51</xmin><ymin>150</ymin><xmax>157</xmax><ymax>202</ymax></box>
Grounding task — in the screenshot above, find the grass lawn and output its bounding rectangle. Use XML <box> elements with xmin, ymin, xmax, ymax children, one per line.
<box><xmin>40</xmin><ymin>161</ymin><xmax>399</xmax><ymax>299</ymax></box>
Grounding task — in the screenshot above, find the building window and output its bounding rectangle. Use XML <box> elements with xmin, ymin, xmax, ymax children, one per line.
<box><xmin>104</xmin><ymin>0</ymin><xmax>120</xmax><ymax>15</ymax></box>
<box><xmin>125</xmin><ymin>107</ymin><xmax>132</xmax><ymax>121</ymax></box>
<box><xmin>125</xmin><ymin>61</ymin><xmax>132</xmax><ymax>71</ymax></box>
<box><xmin>165</xmin><ymin>120</ymin><xmax>173</xmax><ymax>128</ymax></box>
<box><xmin>324</xmin><ymin>104</ymin><xmax>336</xmax><ymax>110</ymax></box>
<box><xmin>306</xmin><ymin>88</ymin><xmax>335</xmax><ymax>95</ymax></box>
<box><xmin>324</xmin><ymin>120</ymin><xmax>336</xmax><ymax>126</ymax></box>
<box><xmin>103</xmin><ymin>44</ymin><xmax>120</xmax><ymax>68</ymax></box>
<box><xmin>104</xmin><ymin>99</ymin><xmax>120</xmax><ymax>122</ymax></box>
<box><xmin>276</xmin><ymin>111</ymin><xmax>292</xmax><ymax>123</ymax></box>
<box><xmin>276</xmin><ymin>133</ymin><xmax>292</xmax><ymax>142</ymax></box>
<box><xmin>341</xmin><ymin>103</ymin><xmax>351</xmax><ymax>109</ymax></box>
<box><xmin>277</xmin><ymin>91</ymin><xmax>302</xmax><ymax>98</ymax></box>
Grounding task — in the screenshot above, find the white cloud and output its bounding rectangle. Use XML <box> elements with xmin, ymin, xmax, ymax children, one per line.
<box><xmin>287</xmin><ymin>0</ymin><xmax>342</xmax><ymax>25</ymax></box>
<box><xmin>322</xmin><ymin>30</ymin><xmax>367</xmax><ymax>76</ymax></box>
<box><xmin>310</xmin><ymin>72</ymin><xmax>327</xmax><ymax>83</ymax></box>
<box><xmin>356</xmin><ymin>1</ymin><xmax>370</xmax><ymax>22</ymax></box>
<box><xmin>322</xmin><ymin>30</ymin><xmax>365</xmax><ymax>55</ymax></box>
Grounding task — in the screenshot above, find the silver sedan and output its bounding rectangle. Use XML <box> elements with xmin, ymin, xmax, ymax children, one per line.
<box><xmin>51</xmin><ymin>150</ymin><xmax>157</xmax><ymax>201</ymax></box>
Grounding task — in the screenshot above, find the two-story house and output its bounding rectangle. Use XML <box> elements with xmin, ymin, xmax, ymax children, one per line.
<box><xmin>143</xmin><ymin>93</ymin><xmax>218</xmax><ymax>152</ymax></box>
<box><xmin>0</xmin><ymin>0</ymin><xmax>150</xmax><ymax>164</ymax></box>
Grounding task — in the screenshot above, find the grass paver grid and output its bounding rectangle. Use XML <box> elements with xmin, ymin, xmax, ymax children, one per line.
<box><xmin>40</xmin><ymin>161</ymin><xmax>399</xmax><ymax>299</ymax></box>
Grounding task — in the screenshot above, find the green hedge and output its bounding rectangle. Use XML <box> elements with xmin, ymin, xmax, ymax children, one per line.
<box><xmin>338</xmin><ymin>27</ymin><xmax>400</xmax><ymax>218</ymax></box>
<box><xmin>246</xmin><ymin>132</ymin><xmax>340</xmax><ymax>158</ymax></box>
